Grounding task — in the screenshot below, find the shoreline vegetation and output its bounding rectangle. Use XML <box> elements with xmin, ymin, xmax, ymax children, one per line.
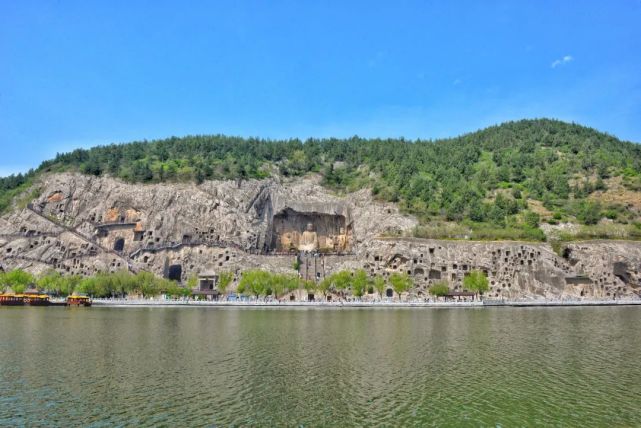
<box><xmin>2</xmin><ymin>267</ymin><xmax>640</xmax><ymax>308</ymax></box>
<box><xmin>0</xmin><ymin>267</ymin><xmax>489</xmax><ymax>302</ymax></box>
<box><xmin>90</xmin><ymin>298</ymin><xmax>641</xmax><ymax>308</ymax></box>
<box><xmin>0</xmin><ymin>269</ymin><xmax>191</xmax><ymax>298</ymax></box>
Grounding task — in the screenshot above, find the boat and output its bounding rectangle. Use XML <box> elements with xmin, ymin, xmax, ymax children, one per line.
<box><xmin>0</xmin><ymin>293</ymin><xmax>25</xmax><ymax>306</ymax></box>
<box><xmin>67</xmin><ymin>295</ymin><xmax>92</xmax><ymax>307</ymax></box>
<box><xmin>24</xmin><ymin>292</ymin><xmax>51</xmax><ymax>306</ymax></box>
<box><xmin>1</xmin><ymin>292</ymin><xmax>91</xmax><ymax>307</ymax></box>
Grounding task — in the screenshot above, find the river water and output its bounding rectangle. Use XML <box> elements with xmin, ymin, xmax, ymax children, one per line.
<box><xmin>1</xmin><ymin>306</ymin><xmax>640</xmax><ymax>426</ymax></box>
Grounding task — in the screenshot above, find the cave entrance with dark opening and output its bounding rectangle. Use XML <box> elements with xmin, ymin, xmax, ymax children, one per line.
<box><xmin>386</xmin><ymin>289</ymin><xmax>393</xmax><ymax>298</ymax></box>
<box><xmin>167</xmin><ymin>264</ymin><xmax>182</xmax><ymax>282</ymax></box>
<box><xmin>114</xmin><ymin>238</ymin><xmax>125</xmax><ymax>252</ymax></box>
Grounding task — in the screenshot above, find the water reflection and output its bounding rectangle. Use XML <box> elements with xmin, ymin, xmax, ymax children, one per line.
<box><xmin>1</xmin><ymin>307</ymin><xmax>640</xmax><ymax>426</ymax></box>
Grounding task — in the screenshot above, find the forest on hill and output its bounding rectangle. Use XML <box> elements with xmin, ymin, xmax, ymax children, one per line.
<box><xmin>3</xmin><ymin>119</ymin><xmax>641</xmax><ymax>241</ymax></box>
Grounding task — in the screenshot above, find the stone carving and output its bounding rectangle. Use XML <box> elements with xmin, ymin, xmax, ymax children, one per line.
<box><xmin>299</xmin><ymin>223</ymin><xmax>319</xmax><ymax>252</ymax></box>
<box><xmin>1</xmin><ymin>172</ymin><xmax>640</xmax><ymax>299</ymax></box>
<box><xmin>324</xmin><ymin>235</ymin><xmax>335</xmax><ymax>251</ymax></box>
<box><xmin>280</xmin><ymin>231</ymin><xmax>299</xmax><ymax>252</ymax></box>
<box><xmin>105</xmin><ymin>208</ymin><xmax>120</xmax><ymax>223</ymax></box>
<box><xmin>334</xmin><ymin>227</ymin><xmax>348</xmax><ymax>252</ymax></box>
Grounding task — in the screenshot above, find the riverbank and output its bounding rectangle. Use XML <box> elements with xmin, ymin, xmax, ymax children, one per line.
<box><xmin>91</xmin><ymin>298</ymin><xmax>641</xmax><ymax>308</ymax></box>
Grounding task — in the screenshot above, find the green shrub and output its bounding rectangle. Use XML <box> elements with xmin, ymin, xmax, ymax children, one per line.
<box><xmin>0</xmin><ymin>269</ymin><xmax>35</xmax><ymax>293</ymax></box>
<box><xmin>558</xmin><ymin>224</ymin><xmax>641</xmax><ymax>241</ymax></box>
<box><xmin>463</xmin><ymin>271</ymin><xmax>489</xmax><ymax>295</ymax></box>
<box><xmin>523</xmin><ymin>211</ymin><xmax>540</xmax><ymax>228</ymax></box>
<box><xmin>429</xmin><ymin>281</ymin><xmax>450</xmax><ymax>296</ymax></box>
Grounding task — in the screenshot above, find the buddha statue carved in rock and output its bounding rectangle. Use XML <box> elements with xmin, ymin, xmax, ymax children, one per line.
<box><xmin>324</xmin><ymin>235</ymin><xmax>335</xmax><ymax>251</ymax></box>
<box><xmin>299</xmin><ymin>223</ymin><xmax>319</xmax><ymax>252</ymax></box>
<box><xmin>336</xmin><ymin>227</ymin><xmax>348</xmax><ymax>251</ymax></box>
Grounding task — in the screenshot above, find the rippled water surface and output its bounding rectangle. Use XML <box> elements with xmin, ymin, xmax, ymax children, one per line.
<box><xmin>1</xmin><ymin>306</ymin><xmax>640</xmax><ymax>426</ymax></box>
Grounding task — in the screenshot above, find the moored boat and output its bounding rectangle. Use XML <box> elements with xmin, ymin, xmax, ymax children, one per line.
<box><xmin>0</xmin><ymin>293</ymin><xmax>25</xmax><ymax>306</ymax></box>
<box><xmin>67</xmin><ymin>295</ymin><xmax>92</xmax><ymax>307</ymax></box>
<box><xmin>24</xmin><ymin>292</ymin><xmax>51</xmax><ymax>306</ymax></box>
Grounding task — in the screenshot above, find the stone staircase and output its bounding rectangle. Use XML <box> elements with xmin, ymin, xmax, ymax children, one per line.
<box><xmin>299</xmin><ymin>252</ymin><xmax>325</xmax><ymax>282</ymax></box>
<box><xmin>25</xmin><ymin>204</ymin><xmax>137</xmax><ymax>273</ymax></box>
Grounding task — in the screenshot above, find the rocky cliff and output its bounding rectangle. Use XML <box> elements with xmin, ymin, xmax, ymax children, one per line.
<box><xmin>1</xmin><ymin>172</ymin><xmax>640</xmax><ymax>299</ymax></box>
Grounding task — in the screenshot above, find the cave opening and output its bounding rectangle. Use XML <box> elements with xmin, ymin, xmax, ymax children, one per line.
<box><xmin>167</xmin><ymin>264</ymin><xmax>182</xmax><ymax>282</ymax></box>
<box><xmin>428</xmin><ymin>269</ymin><xmax>441</xmax><ymax>279</ymax></box>
<box><xmin>114</xmin><ymin>238</ymin><xmax>125</xmax><ymax>252</ymax></box>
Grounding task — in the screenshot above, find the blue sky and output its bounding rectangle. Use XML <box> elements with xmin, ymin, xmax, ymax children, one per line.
<box><xmin>1</xmin><ymin>1</ymin><xmax>641</xmax><ymax>176</ymax></box>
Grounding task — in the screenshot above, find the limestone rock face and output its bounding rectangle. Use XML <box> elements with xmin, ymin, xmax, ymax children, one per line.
<box><xmin>340</xmin><ymin>239</ymin><xmax>639</xmax><ymax>299</ymax></box>
<box><xmin>0</xmin><ymin>172</ymin><xmax>640</xmax><ymax>300</ymax></box>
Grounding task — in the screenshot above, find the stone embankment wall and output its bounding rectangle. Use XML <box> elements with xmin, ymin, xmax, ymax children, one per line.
<box><xmin>0</xmin><ymin>173</ymin><xmax>640</xmax><ymax>299</ymax></box>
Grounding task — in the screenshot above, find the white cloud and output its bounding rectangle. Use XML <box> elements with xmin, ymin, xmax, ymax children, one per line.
<box><xmin>551</xmin><ymin>55</ymin><xmax>574</xmax><ymax>68</ymax></box>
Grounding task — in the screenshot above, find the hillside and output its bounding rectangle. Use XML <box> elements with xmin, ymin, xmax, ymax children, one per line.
<box><xmin>2</xmin><ymin>119</ymin><xmax>641</xmax><ymax>300</ymax></box>
<box><xmin>3</xmin><ymin>118</ymin><xmax>641</xmax><ymax>241</ymax></box>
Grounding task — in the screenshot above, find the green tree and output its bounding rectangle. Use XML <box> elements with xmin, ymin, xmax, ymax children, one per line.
<box><xmin>319</xmin><ymin>270</ymin><xmax>352</xmax><ymax>297</ymax></box>
<box><xmin>218</xmin><ymin>271</ymin><xmax>234</xmax><ymax>295</ymax></box>
<box><xmin>577</xmin><ymin>201</ymin><xmax>602</xmax><ymax>225</ymax></box>
<box><xmin>463</xmin><ymin>270</ymin><xmax>489</xmax><ymax>299</ymax></box>
<box><xmin>332</xmin><ymin>271</ymin><xmax>352</xmax><ymax>291</ymax></box>
<box><xmin>429</xmin><ymin>281</ymin><xmax>450</xmax><ymax>297</ymax></box>
<box><xmin>269</xmin><ymin>274</ymin><xmax>287</xmax><ymax>298</ymax></box>
<box><xmin>158</xmin><ymin>277</ymin><xmax>190</xmax><ymax>297</ymax></box>
<box><xmin>287</xmin><ymin>150</ymin><xmax>309</xmax><ymax>175</ymax></box>
<box><xmin>92</xmin><ymin>272</ymin><xmax>117</xmax><ymax>297</ymax></box>
<box><xmin>4</xmin><ymin>119</ymin><xmax>641</xmax><ymax>233</ymax></box>
<box><xmin>76</xmin><ymin>276</ymin><xmax>98</xmax><ymax>297</ymax></box>
<box><xmin>389</xmin><ymin>273</ymin><xmax>412</xmax><ymax>301</ymax></box>
<box><xmin>110</xmin><ymin>270</ymin><xmax>134</xmax><ymax>297</ymax></box>
<box><xmin>238</xmin><ymin>270</ymin><xmax>271</xmax><ymax>297</ymax></box>
<box><xmin>186</xmin><ymin>274</ymin><xmax>198</xmax><ymax>289</ymax></box>
<box><xmin>318</xmin><ymin>276</ymin><xmax>332</xmax><ymax>297</ymax></box>
<box><xmin>59</xmin><ymin>275</ymin><xmax>81</xmax><ymax>296</ymax></box>
<box><xmin>523</xmin><ymin>211</ymin><xmax>540</xmax><ymax>228</ymax></box>
<box><xmin>373</xmin><ymin>276</ymin><xmax>386</xmax><ymax>299</ymax></box>
<box><xmin>135</xmin><ymin>271</ymin><xmax>161</xmax><ymax>297</ymax></box>
<box><xmin>37</xmin><ymin>270</ymin><xmax>63</xmax><ymax>295</ymax></box>
<box><xmin>351</xmin><ymin>269</ymin><xmax>368</xmax><ymax>298</ymax></box>
<box><xmin>4</xmin><ymin>269</ymin><xmax>35</xmax><ymax>293</ymax></box>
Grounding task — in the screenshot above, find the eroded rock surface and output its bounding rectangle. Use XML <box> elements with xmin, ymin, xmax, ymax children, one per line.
<box><xmin>0</xmin><ymin>172</ymin><xmax>640</xmax><ymax>299</ymax></box>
